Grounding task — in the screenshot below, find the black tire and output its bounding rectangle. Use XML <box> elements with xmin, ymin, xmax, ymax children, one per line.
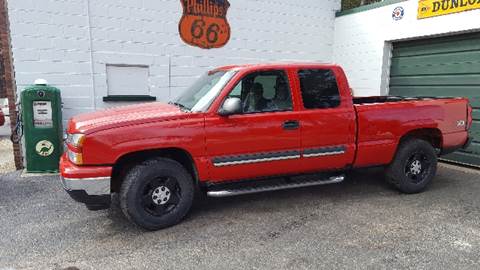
<box><xmin>120</xmin><ymin>158</ymin><xmax>195</xmax><ymax>230</ymax></box>
<box><xmin>386</xmin><ymin>138</ymin><xmax>437</xmax><ymax>194</ymax></box>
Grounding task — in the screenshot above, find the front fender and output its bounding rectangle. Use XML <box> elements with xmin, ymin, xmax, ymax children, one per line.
<box><xmin>81</xmin><ymin>115</ymin><xmax>206</xmax><ymax>165</ymax></box>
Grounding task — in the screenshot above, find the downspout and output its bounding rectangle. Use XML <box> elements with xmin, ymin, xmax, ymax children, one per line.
<box><xmin>85</xmin><ymin>0</ymin><xmax>96</xmax><ymax>110</ymax></box>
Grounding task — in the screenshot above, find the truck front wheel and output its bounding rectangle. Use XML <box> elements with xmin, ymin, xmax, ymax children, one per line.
<box><xmin>119</xmin><ymin>158</ymin><xmax>195</xmax><ymax>230</ymax></box>
<box><xmin>386</xmin><ymin>139</ymin><xmax>437</xmax><ymax>194</ymax></box>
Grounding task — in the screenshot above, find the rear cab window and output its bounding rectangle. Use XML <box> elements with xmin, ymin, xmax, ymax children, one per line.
<box><xmin>298</xmin><ymin>69</ymin><xmax>340</xmax><ymax>109</ymax></box>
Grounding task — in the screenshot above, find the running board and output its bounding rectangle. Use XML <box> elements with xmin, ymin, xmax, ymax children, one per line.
<box><xmin>207</xmin><ymin>175</ymin><xmax>345</xmax><ymax>198</ymax></box>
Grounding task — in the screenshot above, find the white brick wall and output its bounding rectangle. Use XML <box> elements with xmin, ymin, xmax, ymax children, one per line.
<box><xmin>8</xmin><ymin>0</ymin><xmax>93</xmax><ymax>123</ymax></box>
<box><xmin>8</xmin><ymin>0</ymin><xmax>341</xmax><ymax>123</ymax></box>
<box><xmin>333</xmin><ymin>0</ymin><xmax>480</xmax><ymax>97</ymax></box>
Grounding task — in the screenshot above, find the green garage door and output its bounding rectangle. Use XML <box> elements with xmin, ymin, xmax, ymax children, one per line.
<box><xmin>389</xmin><ymin>32</ymin><xmax>480</xmax><ymax>167</ymax></box>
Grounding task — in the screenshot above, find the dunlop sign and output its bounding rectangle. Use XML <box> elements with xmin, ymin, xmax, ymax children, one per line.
<box><xmin>418</xmin><ymin>0</ymin><xmax>480</xmax><ymax>19</ymax></box>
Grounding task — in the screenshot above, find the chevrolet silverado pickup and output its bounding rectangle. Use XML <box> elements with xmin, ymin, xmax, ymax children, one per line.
<box><xmin>60</xmin><ymin>63</ymin><xmax>472</xmax><ymax>230</ymax></box>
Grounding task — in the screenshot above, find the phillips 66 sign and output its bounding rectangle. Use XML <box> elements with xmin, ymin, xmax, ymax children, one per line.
<box><xmin>179</xmin><ymin>0</ymin><xmax>231</xmax><ymax>49</ymax></box>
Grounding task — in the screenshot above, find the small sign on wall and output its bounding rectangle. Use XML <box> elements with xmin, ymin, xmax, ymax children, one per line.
<box><xmin>179</xmin><ymin>0</ymin><xmax>231</xmax><ymax>49</ymax></box>
<box><xmin>418</xmin><ymin>0</ymin><xmax>480</xmax><ymax>19</ymax></box>
<box><xmin>392</xmin><ymin>6</ymin><xmax>405</xmax><ymax>20</ymax></box>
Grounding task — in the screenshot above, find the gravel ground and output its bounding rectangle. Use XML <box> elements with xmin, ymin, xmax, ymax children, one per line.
<box><xmin>0</xmin><ymin>117</ymin><xmax>17</xmax><ymax>173</ymax></box>
<box><xmin>0</xmin><ymin>164</ymin><xmax>479</xmax><ymax>270</ymax></box>
<box><xmin>0</xmin><ymin>139</ymin><xmax>15</xmax><ymax>173</ymax></box>
<box><xmin>0</xmin><ymin>114</ymin><xmax>11</xmax><ymax>137</ymax></box>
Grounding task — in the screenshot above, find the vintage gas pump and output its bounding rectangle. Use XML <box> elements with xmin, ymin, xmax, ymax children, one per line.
<box><xmin>21</xmin><ymin>79</ymin><xmax>63</xmax><ymax>173</ymax></box>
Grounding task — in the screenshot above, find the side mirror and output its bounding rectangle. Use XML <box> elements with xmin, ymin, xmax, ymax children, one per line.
<box><xmin>219</xmin><ymin>97</ymin><xmax>242</xmax><ymax>116</ymax></box>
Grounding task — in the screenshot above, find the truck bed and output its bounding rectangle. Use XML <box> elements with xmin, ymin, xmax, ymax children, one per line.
<box><xmin>352</xmin><ymin>96</ymin><xmax>469</xmax><ymax>168</ymax></box>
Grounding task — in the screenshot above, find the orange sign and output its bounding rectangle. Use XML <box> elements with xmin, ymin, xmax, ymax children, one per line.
<box><xmin>179</xmin><ymin>0</ymin><xmax>231</xmax><ymax>49</ymax></box>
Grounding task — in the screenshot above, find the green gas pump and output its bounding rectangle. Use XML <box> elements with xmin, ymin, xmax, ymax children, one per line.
<box><xmin>21</xmin><ymin>79</ymin><xmax>63</xmax><ymax>173</ymax></box>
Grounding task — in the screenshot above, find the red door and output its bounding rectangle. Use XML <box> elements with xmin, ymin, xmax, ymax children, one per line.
<box><xmin>205</xmin><ymin>69</ymin><xmax>302</xmax><ymax>182</ymax></box>
<box><xmin>292</xmin><ymin>68</ymin><xmax>356</xmax><ymax>172</ymax></box>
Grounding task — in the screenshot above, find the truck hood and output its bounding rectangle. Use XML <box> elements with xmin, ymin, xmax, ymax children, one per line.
<box><xmin>68</xmin><ymin>102</ymin><xmax>189</xmax><ymax>134</ymax></box>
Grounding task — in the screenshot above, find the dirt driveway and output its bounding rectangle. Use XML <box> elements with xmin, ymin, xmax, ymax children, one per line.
<box><xmin>0</xmin><ymin>116</ymin><xmax>15</xmax><ymax>173</ymax></box>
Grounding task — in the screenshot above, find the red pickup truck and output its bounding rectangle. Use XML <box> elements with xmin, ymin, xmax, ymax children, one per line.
<box><xmin>61</xmin><ymin>63</ymin><xmax>472</xmax><ymax>230</ymax></box>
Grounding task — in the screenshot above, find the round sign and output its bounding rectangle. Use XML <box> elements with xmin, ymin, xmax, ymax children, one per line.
<box><xmin>392</xmin><ymin>6</ymin><xmax>405</xmax><ymax>21</ymax></box>
<box><xmin>36</xmin><ymin>140</ymin><xmax>54</xmax><ymax>157</ymax></box>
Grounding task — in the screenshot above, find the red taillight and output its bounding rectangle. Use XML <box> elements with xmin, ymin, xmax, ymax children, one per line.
<box><xmin>467</xmin><ymin>103</ymin><xmax>473</xmax><ymax>130</ymax></box>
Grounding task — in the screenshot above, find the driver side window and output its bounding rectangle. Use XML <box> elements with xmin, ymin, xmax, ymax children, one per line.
<box><xmin>227</xmin><ymin>70</ymin><xmax>293</xmax><ymax>114</ymax></box>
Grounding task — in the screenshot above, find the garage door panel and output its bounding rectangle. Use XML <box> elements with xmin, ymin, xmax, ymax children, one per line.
<box><xmin>442</xmin><ymin>152</ymin><xmax>480</xmax><ymax>166</ymax></box>
<box><xmin>391</xmin><ymin>54</ymin><xmax>480</xmax><ymax>76</ymax></box>
<box><xmin>392</xmin><ymin>50</ymin><xmax>480</xmax><ymax>66</ymax></box>
<box><xmin>463</xmin><ymin>142</ymin><xmax>480</xmax><ymax>154</ymax></box>
<box><xmin>391</xmin><ymin>62</ymin><xmax>480</xmax><ymax>77</ymax></box>
<box><xmin>459</xmin><ymin>144</ymin><xmax>480</xmax><ymax>153</ymax></box>
<box><xmin>389</xmin><ymin>85</ymin><xmax>479</xmax><ymax>97</ymax></box>
<box><xmin>393</xmin><ymin>33</ymin><xmax>480</xmax><ymax>57</ymax></box>
<box><xmin>393</xmin><ymin>37</ymin><xmax>480</xmax><ymax>57</ymax></box>
<box><xmin>390</xmin><ymin>74</ymin><xmax>480</xmax><ymax>86</ymax></box>
<box><xmin>472</xmin><ymin>109</ymin><xmax>480</xmax><ymax>120</ymax></box>
<box><xmin>468</xmin><ymin>99</ymin><xmax>480</xmax><ymax>108</ymax></box>
<box><xmin>390</xmin><ymin>33</ymin><xmax>480</xmax><ymax>167</ymax></box>
<box><xmin>470</xmin><ymin>121</ymin><xmax>480</xmax><ymax>139</ymax></box>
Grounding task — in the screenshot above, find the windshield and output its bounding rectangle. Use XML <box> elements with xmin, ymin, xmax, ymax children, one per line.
<box><xmin>171</xmin><ymin>70</ymin><xmax>237</xmax><ymax>112</ymax></box>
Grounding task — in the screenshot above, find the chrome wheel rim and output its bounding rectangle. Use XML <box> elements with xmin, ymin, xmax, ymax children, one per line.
<box><xmin>404</xmin><ymin>152</ymin><xmax>431</xmax><ymax>184</ymax></box>
<box><xmin>141</xmin><ymin>177</ymin><xmax>181</xmax><ymax>216</ymax></box>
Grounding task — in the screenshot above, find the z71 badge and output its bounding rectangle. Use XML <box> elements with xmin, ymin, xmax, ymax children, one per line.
<box><xmin>179</xmin><ymin>0</ymin><xmax>231</xmax><ymax>49</ymax></box>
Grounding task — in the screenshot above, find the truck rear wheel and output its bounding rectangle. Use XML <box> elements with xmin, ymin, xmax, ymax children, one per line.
<box><xmin>386</xmin><ymin>138</ymin><xmax>437</xmax><ymax>194</ymax></box>
<box><xmin>119</xmin><ymin>158</ymin><xmax>194</xmax><ymax>230</ymax></box>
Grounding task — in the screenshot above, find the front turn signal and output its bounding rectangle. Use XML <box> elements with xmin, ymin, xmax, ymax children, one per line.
<box><xmin>67</xmin><ymin>149</ymin><xmax>83</xmax><ymax>165</ymax></box>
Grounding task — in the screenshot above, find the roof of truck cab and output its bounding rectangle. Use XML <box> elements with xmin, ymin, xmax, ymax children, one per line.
<box><xmin>213</xmin><ymin>62</ymin><xmax>340</xmax><ymax>72</ymax></box>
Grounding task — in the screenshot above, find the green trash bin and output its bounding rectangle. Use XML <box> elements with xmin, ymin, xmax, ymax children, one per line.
<box><xmin>21</xmin><ymin>79</ymin><xmax>63</xmax><ymax>173</ymax></box>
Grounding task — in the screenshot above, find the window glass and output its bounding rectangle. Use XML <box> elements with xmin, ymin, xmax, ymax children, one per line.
<box><xmin>172</xmin><ymin>70</ymin><xmax>236</xmax><ymax>112</ymax></box>
<box><xmin>227</xmin><ymin>70</ymin><xmax>293</xmax><ymax>113</ymax></box>
<box><xmin>254</xmin><ymin>75</ymin><xmax>277</xmax><ymax>99</ymax></box>
<box><xmin>298</xmin><ymin>69</ymin><xmax>340</xmax><ymax>109</ymax></box>
<box><xmin>229</xmin><ymin>83</ymin><xmax>242</xmax><ymax>98</ymax></box>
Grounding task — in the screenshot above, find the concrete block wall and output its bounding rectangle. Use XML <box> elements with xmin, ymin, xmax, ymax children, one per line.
<box><xmin>8</xmin><ymin>0</ymin><xmax>341</xmax><ymax>124</ymax></box>
<box><xmin>333</xmin><ymin>0</ymin><xmax>480</xmax><ymax>97</ymax></box>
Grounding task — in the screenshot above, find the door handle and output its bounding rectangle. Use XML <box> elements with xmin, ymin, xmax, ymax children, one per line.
<box><xmin>283</xmin><ymin>120</ymin><xmax>299</xmax><ymax>130</ymax></box>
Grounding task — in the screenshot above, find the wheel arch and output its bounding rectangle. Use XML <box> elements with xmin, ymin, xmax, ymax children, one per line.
<box><xmin>399</xmin><ymin>128</ymin><xmax>443</xmax><ymax>150</ymax></box>
<box><xmin>389</xmin><ymin>128</ymin><xmax>443</xmax><ymax>164</ymax></box>
<box><xmin>111</xmin><ymin>148</ymin><xmax>199</xmax><ymax>193</ymax></box>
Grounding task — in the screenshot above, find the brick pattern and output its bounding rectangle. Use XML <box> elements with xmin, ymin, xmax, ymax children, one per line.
<box><xmin>7</xmin><ymin>0</ymin><xmax>341</xmax><ymax>125</ymax></box>
<box><xmin>0</xmin><ymin>0</ymin><xmax>23</xmax><ymax>169</ymax></box>
<box><xmin>0</xmin><ymin>47</ymin><xmax>5</xmax><ymax>98</ymax></box>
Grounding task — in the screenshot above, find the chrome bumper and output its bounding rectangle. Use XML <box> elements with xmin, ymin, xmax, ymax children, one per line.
<box><xmin>61</xmin><ymin>177</ymin><xmax>111</xmax><ymax>196</ymax></box>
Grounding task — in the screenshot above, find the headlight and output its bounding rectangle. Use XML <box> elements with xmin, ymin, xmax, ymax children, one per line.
<box><xmin>68</xmin><ymin>149</ymin><xmax>83</xmax><ymax>165</ymax></box>
<box><xmin>66</xmin><ymin>133</ymin><xmax>85</xmax><ymax>148</ymax></box>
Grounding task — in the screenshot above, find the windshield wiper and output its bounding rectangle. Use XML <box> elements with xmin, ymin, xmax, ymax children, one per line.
<box><xmin>168</xmin><ymin>101</ymin><xmax>190</xmax><ymax>111</ymax></box>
